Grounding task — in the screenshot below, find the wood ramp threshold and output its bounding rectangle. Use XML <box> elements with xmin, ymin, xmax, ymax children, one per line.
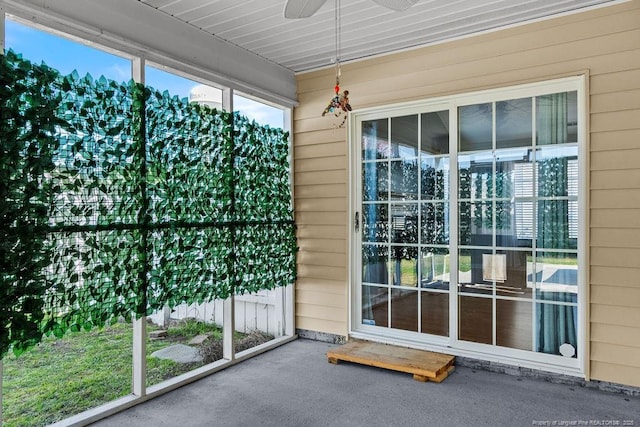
<box><xmin>327</xmin><ymin>340</ymin><xmax>455</xmax><ymax>383</ymax></box>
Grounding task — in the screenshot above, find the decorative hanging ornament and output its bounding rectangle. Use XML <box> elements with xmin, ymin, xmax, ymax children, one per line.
<box><xmin>321</xmin><ymin>0</ymin><xmax>351</xmax><ymax>127</ymax></box>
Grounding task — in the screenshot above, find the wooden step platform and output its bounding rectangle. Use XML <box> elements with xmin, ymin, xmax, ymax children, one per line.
<box><xmin>326</xmin><ymin>340</ymin><xmax>455</xmax><ymax>383</ymax></box>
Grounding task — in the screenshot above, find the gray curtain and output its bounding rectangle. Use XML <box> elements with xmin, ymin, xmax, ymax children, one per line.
<box><xmin>537</xmin><ymin>292</ymin><xmax>577</xmax><ymax>355</ymax></box>
<box><xmin>535</xmin><ymin>93</ymin><xmax>577</xmax><ymax>357</ymax></box>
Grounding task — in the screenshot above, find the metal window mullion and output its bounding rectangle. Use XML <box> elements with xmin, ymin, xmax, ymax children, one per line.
<box><xmin>417</xmin><ymin>114</ymin><xmax>422</xmax><ymax>333</ymax></box>
<box><xmin>491</xmin><ymin>101</ymin><xmax>497</xmax><ymax>347</ymax></box>
<box><xmin>534</xmin><ymin>299</ymin><xmax>578</xmax><ymax>308</ymax></box>
<box><xmin>577</xmin><ymin>78</ymin><xmax>587</xmax><ymax>372</ymax></box>
<box><xmin>531</xmin><ymin>96</ymin><xmax>539</xmax><ymax>353</ymax></box>
<box><xmin>0</xmin><ymin>359</ymin><xmax>3</xmax><ymax>426</ymax></box>
<box><xmin>386</xmin><ymin>118</ymin><xmax>392</xmax><ymax>329</ymax></box>
<box><xmin>222</xmin><ymin>87</ymin><xmax>236</xmax><ymax>361</ymax></box>
<box><xmin>131</xmin><ymin>56</ymin><xmax>146</xmax><ymax>398</ymax></box>
<box><xmin>449</xmin><ymin>101</ymin><xmax>459</xmax><ymax>345</ymax></box>
<box><xmin>351</xmin><ymin>117</ymin><xmax>360</xmax><ymax>331</ymax></box>
<box><xmin>1</xmin><ymin>11</ymin><xmax>4</xmax><ymax>427</ymax></box>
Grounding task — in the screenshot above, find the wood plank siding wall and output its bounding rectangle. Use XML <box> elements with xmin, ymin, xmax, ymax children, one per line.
<box><xmin>293</xmin><ymin>0</ymin><xmax>640</xmax><ymax>387</ymax></box>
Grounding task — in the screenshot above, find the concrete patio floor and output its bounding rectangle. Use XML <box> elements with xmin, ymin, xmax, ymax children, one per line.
<box><xmin>92</xmin><ymin>339</ymin><xmax>639</xmax><ymax>427</ymax></box>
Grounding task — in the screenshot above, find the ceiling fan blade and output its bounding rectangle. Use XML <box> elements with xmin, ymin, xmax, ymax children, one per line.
<box><xmin>284</xmin><ymin>0</ymin><xmax>328</xmax><ymax>19</ymax></box>
<box><xmin>371</xmin><ymin>0</ymin><xmax>419</xmax><ymax>12</ymax></box>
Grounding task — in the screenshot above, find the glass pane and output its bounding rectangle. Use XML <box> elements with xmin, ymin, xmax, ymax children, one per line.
<box><xmin>535</xmin><ymin>302</ymin><xmax>578</xmax><ymax>358</ymax></box>
<box><xmin>420</xmin><ymin>248</ymin><xmax>450</xmax><ymax>290</ymax></box>
<box><xmin>536</xmin><ymin>91</ymin><xmax>578</xmax><ymax>145</ymax></box>
<box><xmin>495</xmin><ymin>148</ymin><xmax>532</xmax><ymax>199</ymax></box>
<box><xmin>390</xmin><ymin>248</ymin><xmax>418</xmax><ymax>287</ymax></box>
<box><xmin>568</xmin><ymin>200</ymin><xmax>578</xmax><ymax>240</ymax></box>
<box><xmin>536</xmin><ymin>200</ymin><xmax>577</xmax><ymax>250</ymax></box>
<box><xmin>458</xmin><ymin>202</ymin><xmax>472</xmax><ymax>246</ymax></box>
<box><xmin>422</xmin><ymin>110</ymin><xmax>449</xmax><ymax>155</ymax></box>
<box><xmin>497</xmin><ymin>299</ymin><xmax>532</xmax><ymax>351</ymax></box>
<box><xmin>458</xmin><ymin>152</ymin><xmax>493</xmax><ymax>200</ymax></box>
<box><xmin>391</xmin><ymin>115</ymin><xmax>419</xmax><ymax>158</ymax></box>
<box><xmin>362</xmin><ymin>119</ymin><xmax>389</xmax><ymax>160</ymax></box>
<box><xmin>362</xmin><ymin>245</ymin><xmax>389</xmax><ymax>285</ymax></box>
<box><xmin>494</xmin><ymin>250</ymin><xmax>533</xmax><ymax>298</ymax></box>
<box><xmin>458</xmin><ymin>248</ymin><xmax>493</xmax><ymax>295</ymax></box>
<box><xmin>534</xmin><ymin>252</ymin><xmax>578</xmax><ymax>301</ymax></box>
<box><xmin>362</xmin><ymin>203</ymin><xmax>388</xmax><ymax>243</ymax></box>
<box><xmin>6</xmin><ymin>19</ymin><xmax>130</xmax><ymax>81</ymax></box>
<box><xmin>513</xmin><ymin>157</ymin><xmax>535</xmax><ymax>198</ymax></box>
<box><xmin>536</xmin><ymin>146</ymin><xmax>578</xmax><ymax>197</ymax></box>
<box><xmin>496</xmin><ymin>97</ymin><xmax>532</xmax><ymax>149</ymax></box>
<box><xmin>495</xmin><ymin>202</ymin><xmax>532</xmax><ymax>248</ymax></box>
<box><xmin>391</xmin><ymin>289</ymin><xmax>418</xmax><ymax>331</ymax></box>
<box><xmin>390</xmin><ymin>159</ymin><xmax>418</xmax><ymax>200</ymax></box>
<box><xmin>459</xmin><ymin>296</ymin><xmax>493</xmax><ymax>344</ymax></box>
<box><xmin>459</xmin><ymin>201</ymin><xmax>493</xmax><ymax>246</ymax></box>
<box><xmin>514</xmin><ymin>201</ymin><xmax>534</xmax><ymax>241</ymax></box>
<box><xmin>458</xmin><ymin>249</ymin><xmax>472</xmax><ymax>284</ymax></box>
<box><xmin>390</xmin><ymin>204</ymin><xmax>418</xmax><ymax>244</ymax></box>
<box><xmin>421</xmin><ymin>156</ymin><xmax>449</xmax><ymax>200</ymax></box>
<box><xmin>421</xmin><ymin>202</ymin><xmax>449</xmax><ymax>245</ymax></box>
<box><xmin>362</xmin><ymin>286</ymin><xmax>388</xmax><ymax>327</ymax></box>
<box><xmin>234</xmin><ymin>94</ymin><xmax>283</xmax><ymax>129</ymax></box>
<box><xmin>421</xmin><ymin>292</ymin><xmax>449</xmax><ymax>336</ymax></box>
<box><xmin>495</xmin><ymin>201</ymin><xmax>514</xmax><ymax>244</ymax></box>
<box><xmin>459</xmin><ymin>103</ymin><xmax>493</xmax><ymax>152</ymax></box>
<box><xmin>362</xmin><ymin>161</ymin><xmax>388</xmax><ymax>201</ymax></box>
<box><xmin>566</xmin><ymin>91</ymin><xmax>578</xmax><ymax>143</ymax></box>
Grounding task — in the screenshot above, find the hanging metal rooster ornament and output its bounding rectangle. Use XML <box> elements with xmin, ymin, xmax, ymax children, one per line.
<box><xmin>321</xmin><ymin>67</ymin><xmax>351</xmax><ymax>127</ymax></box>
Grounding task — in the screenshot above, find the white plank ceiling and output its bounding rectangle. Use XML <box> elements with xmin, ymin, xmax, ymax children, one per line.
<box><xmin>137</xmin><ymin>0</ymin><xmax>624</xmax><ymax>72</ymax></box>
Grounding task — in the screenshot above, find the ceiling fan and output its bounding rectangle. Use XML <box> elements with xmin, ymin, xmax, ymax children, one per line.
<box><xmin>284</xmin><ymin>0</ymin><xmax>419</xmax><ymax>19</ymax></box>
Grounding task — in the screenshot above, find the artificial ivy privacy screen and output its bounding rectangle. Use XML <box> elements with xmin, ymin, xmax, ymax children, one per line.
<box><xmin>0</xmin><ymin>50</ymin><xmax>296</xmax><ymax>358</ymax></box>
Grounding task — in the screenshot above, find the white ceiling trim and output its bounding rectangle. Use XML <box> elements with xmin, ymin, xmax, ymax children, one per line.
<box><xmin>297</xmin><ymin>0</ymin><xmax>633</xmax><ymax>73</ymax></box>
<box><xmin>137</xmin><ymin>0</ymin><xmax>629</xmax><ymax>73</ymax></box>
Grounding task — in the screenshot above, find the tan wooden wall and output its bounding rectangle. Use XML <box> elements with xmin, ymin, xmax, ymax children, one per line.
<box><xmin>293</xmin><ymin>0</ymin><xmax>640</xmax><ymax>387</ymax></box>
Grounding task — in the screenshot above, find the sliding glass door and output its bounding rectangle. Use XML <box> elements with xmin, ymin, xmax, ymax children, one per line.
<box><xmin>353</xmin><ymin>77</ymin><xmax>583</xmax><ymax>371</ymax></box>
<box><xmin>361</xmin><ymin>109</ymin><xmax>450</xmax><ymax>336</ymax></box>
<box><xmin>458</xmin><ymin>92</ymin><xmax>579</xmax><ymax>358</ymax></box>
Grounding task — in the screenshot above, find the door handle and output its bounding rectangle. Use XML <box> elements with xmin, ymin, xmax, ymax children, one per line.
<box><xmin>354</xmin><ymin>212</ymin><xmax>360</xmax><ymax>232</ymax></box>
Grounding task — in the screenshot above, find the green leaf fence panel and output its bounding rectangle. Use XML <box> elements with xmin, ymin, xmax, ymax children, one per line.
<box><xmin>232</xmin><ymin>114</ymin><xmax>296</xmax><ymax>296</ymax></box>
<box><xmin>234</xmin><ymin>115</ymin><xmax>293</xmax><ymax>222</ymax></box>
<box><xmin>147</xmin><ymin>227</ymin><xmax>233</xmax><ymax>311</ymax></box>
<box><xmin>52</xmin><ymin>73</ymin><xmax>142</xmax><ymax>228</ymax></box>
<box><xmin>0</xmin><ymin>51</ymin><xmax>62</xmax><ymax>357</ymax></box>
<box><xmin>233</xmin><ymin>224</ymin><xmax>297</xmax><ymax>296</ymax></box>
<box><xmin>0</xmin><ymin>50</ymin><xmax>297</xmax><ymax>358</ymax></box>
<box><xmin>146</xmin><ymin>90</ymin><xmax>233</xmax><ymax>224</ymax></box>
<box><xmin>44</xmin><ymin>230</ymin><xmax>144</xmax><ymax>334</ymax></box>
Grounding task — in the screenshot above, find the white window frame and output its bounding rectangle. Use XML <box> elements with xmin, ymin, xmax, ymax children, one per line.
<box><xmin>349</xmin><ymin>76</ymin><xmax>587</xmax><ymax>378</ymax></box>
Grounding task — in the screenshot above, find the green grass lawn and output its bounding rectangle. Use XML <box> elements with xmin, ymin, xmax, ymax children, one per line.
<box><xmin>2</xmin><ymin>320</ymin><xmax>223</xmax><ymax>427</ymax></box>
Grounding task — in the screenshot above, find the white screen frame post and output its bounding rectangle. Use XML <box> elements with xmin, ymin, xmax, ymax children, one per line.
<box><xmin>222</xmin><ymin>87</ymin><xmax>235</xmax><ymax>361</ymax></box>
<box><xmin>131</xmin><ymin>56</ymin><xmax>147</xmax><ymax>398</ymax></box>
<box><xmin>1</xmin><ymin>10</ymin><xmax>6</xmax><ymax>426</ymax></box>
<box><xmin>284</xmin><ymin>106</ymin><xmax>295</xmax><ymax>337</ymax></box>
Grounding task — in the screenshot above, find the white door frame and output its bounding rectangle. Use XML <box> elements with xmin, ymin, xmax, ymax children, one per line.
<box><xmin>348</xmin><ymin>76</ymin><xmax>588</xmax><ymax>378</ymax></box>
